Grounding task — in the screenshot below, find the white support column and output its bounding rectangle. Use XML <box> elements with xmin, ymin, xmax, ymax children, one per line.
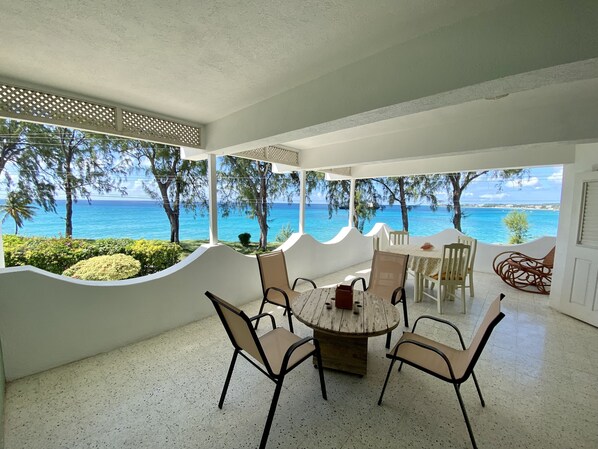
<box><xmin>208</xmin><ymin>154</ymin><xmax>218</xmax><ymax>245</ymax></box>
<box><xmin>0</xmin><ymin>220</ymin><xmax>5</xmax><ymax>268</ymax></box>
<box><xmin>349</xmin><ymin>178</ymin><xmax>356</xmax><ymax>228</ymax></box>
<box><xmin>299</xmin><ymin>170</ymin><xmax>306</xmax><ymax>234</ymax></box>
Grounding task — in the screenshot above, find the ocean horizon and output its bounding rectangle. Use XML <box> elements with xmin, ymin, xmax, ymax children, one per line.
<box><xmin>0</xmin><ymin>200</ymin><xmax>559</xmax><ymax>244</ymax></box>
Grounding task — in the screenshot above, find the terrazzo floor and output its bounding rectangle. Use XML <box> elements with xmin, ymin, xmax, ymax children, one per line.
<box><xmin>4</xmin><ymin>264</ymin><xmax>598</xmax><ymax>449</ymax></box>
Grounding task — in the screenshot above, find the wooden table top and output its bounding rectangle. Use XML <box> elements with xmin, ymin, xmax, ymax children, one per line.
<box><xmin>291</xmin><ymin>288</ymin><xmax>401</xmax><ymax>338</ymax></box>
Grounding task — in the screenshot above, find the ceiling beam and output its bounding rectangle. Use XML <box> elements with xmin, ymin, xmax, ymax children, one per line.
<box><xmin>204</xmin><ymin>0</ymin><xmax>598</xmax><ymax>153</ymax></box>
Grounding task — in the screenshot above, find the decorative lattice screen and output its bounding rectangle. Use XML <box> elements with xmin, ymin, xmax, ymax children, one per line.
<box><xmin>237</xmin><ymin>145</ymin><xmax>299</xmax><ymax>166</ymax></box>
<box><xmin>0</xmin><ymin>84</ymin><xmax>201</xmax><ymax>148</ymax></box>
<box><xmin>122</xmin><ymin>111</ymin><xmax>200</xmax><ymax>146</ymax></box>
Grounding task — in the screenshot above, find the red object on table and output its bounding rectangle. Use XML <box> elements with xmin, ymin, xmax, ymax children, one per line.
<box><xmin>335</xmin><ymin>285</ymin><xmax>353</xmax><ymax>309</ymax></box>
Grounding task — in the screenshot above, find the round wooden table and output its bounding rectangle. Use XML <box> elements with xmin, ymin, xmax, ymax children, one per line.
<box><xmin>291</xmin><ymin>287</ymin><xmax>401</xmax><ymax>376</ymax></box>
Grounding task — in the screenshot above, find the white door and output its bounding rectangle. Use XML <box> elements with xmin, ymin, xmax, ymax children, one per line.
<box><xmin>560</xmin><ymin>171</ymin><xmax>598</xmax><ymax>326</ymax></box>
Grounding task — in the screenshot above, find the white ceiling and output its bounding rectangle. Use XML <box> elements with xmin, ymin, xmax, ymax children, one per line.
<box><xmin>0</xmin><ymin>0</ymin><xmax>509</xmax><ymax>123</ymax></box>
<box><xmin>2</xmin><ymin>0</ymin><xmax>598</xmax><ymax>177</ymax></box>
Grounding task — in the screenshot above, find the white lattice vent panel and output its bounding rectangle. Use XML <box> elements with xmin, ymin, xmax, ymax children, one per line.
<box><xmin>0</xmin><ymin>84</ymin><xmax>202</xmax><ymax>148</ymax></box>
<box><xmin>0</xmin><ymin>85</ymin><xmax>115</xmax><ymax>128</ymax></box>
<box><xmin>237</xmin><ymin>146</ymin><xmax>299</xmax><ymax>166</ymax></box>
<box><xmin>122</xmin><ymin>111</ymin><xmax>200</xmax><ymax>147</ymax></box>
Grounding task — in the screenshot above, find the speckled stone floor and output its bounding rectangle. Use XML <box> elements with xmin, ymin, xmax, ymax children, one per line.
<box><xmin>4</xmin><ymin>264</ymin><xmax>598</xmax><ymax>449</ymax></box>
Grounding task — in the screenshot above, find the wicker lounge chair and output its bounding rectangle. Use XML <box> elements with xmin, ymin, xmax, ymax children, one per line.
<box><xmin>492</xmin><ymin>246</ymin><xmax>555</xmax><ymax>295</ymax></box>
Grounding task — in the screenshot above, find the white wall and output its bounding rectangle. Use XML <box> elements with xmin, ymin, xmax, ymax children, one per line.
<box><xmin>0</xmin><ymin>228</ymin><xmax>372</xmax><ymax>380</ymax></box>
<box><xmin>550</xmin><ymin>144</ymin><xmax>598</xmax><ymax>310</ymax></box>
<box><xmin>0</xmin><ymin>224</ymin><xmax>555</xmax><ymax>380</ymax></box>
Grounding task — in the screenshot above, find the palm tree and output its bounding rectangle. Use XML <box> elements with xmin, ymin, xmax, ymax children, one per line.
<box><xmin>1</xmin><ymin>191</ymin><xmax>36</xmax><ymax>234</ymax></box>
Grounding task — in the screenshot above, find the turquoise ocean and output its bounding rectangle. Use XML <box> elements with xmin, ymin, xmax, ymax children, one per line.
<box><xmin>1</xmin><ymin>200</ymin><xmax>559</xmax><ymax>244</ymax></box>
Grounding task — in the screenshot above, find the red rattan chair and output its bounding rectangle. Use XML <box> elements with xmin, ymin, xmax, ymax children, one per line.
<box><xmin>492</xmin><ymin>247</ymin><xmax>555</xmax><ymax>295</ymax></box>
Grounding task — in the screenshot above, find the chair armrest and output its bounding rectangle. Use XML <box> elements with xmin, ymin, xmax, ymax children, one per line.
<box><xmin>292</xmin><ymin>277</ymin><xmax>317</xmax><ymax>289</ymax></box>
<box><xmin>351</xmin><ymin>277</ymin><xmax>367</xmax><ymax>291</ymax></box>
<box><xmin>249</xmin><ymin>312</ymin><xmax>277</xmax><ymax>329</ymax></box>
<box><xmin>411</xmin><ymin>315</ymin><xmax>466</xmax><ymax>350</ymax></box>
<box><xmin>280</xmin><ymin>336</ymin><xmax>316</xmax><ymax>373</ymax></box>
<box><xmin>390</xmin><ymin>339</ymin><xmax>457</xmax><ymax>381</ymax></box>
<box><xmin>264</xmin><ymin>286</ymin><xmax>291</xmax><ymax>307</ymax></box>
<box><xmin>390</xmin><ymin>287</ymin><xmax>405</xmax><ymax>305</ymax></box>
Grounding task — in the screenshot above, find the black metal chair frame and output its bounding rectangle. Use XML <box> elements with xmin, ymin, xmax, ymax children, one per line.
<box><xmin>351</xmin><ymin>252</ymin><xmax>409</xmax><ymax>348</ymax></box>
<box><xmin>255</xmin><ymin>251</ymin><xmax>317</xmax><ymax>333</ymax></box>
<box><xmin>377</xmin><ymin>294</ymin><xmax>505</xmax><ymax>449</ymax></box>
<box><xmin>206</xmin><ymin>291</ymin><xmax>327</xmax><ymax>449</ymax></box>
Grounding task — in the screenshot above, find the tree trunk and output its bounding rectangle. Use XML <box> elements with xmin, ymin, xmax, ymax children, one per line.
<box><xmin>398</xmin><ymin>178</ymin><xmax>409</xmax><ymax>232</ymax></box>
<box><xmin>452</xmin><ymin>190</ymin><xmax>462</xmax><ymax>231</ymax></box>
<box><xmin>65</xmin><ymin>189</ymin><xmax>73</xmax><ymax>237</ymax></box>
<box><xmin>255</xmin><ymin>165</ymin><xmax>269</xmax><ymax>250</ymax></box>
<box><xmin>157</xmin><ymin>183</ymin><xmax>179</xmax><ymax>243</ymax></box>
<box><xmin>169</xmin><ymin>213</ymin><xmax>180</xmax><ymax>243</ymax></box>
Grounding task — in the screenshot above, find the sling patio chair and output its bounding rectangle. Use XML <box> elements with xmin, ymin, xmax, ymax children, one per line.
<box><xmin>255</xmin><ymin>250</ymin><xmax>316</xmax><ymax>332</ymax></box>
<box><xmin>351</xmin><ymin>250</ymin><xmax>410</xmax><ymax>348</ymax></box>
<box><xmin>457</xmin><ymin>235</ymin><xmax>478</xmax><ymax>297</ymax></box>
<box><xmin>422</xmin><ymin>243</ymin><xmax>470</xmax><ymax>314</ymax></box>
<box><xmin>492</xmin><ymin>246</ymin><xmax>555</xmax><ymax>295</ymax></box>
<box><xmin>378</xmin><ymin>293</ymin><xmax>505</xmax><ymax>449</ymax></box>
<box><xmin>205</xmin><ymin>291</ymin><xmax>327</xmax><ymax>449</ymax></box>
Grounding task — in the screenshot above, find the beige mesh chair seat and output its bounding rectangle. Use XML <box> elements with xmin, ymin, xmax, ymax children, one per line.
<box><xmin>422</xmin><ymin>243</ymin><xmax>470</xmax><ymax>314</ymax></box>
<box><xmin>389</xmin><ymin>230</ymin><xmax>409</xmax><ymax>245</ymax></box>
<box><xmin>458</xmin><ymin>235</ymin><xmax>478</xmax><ymax>297</ymax></box>
<box><xmin>205</xmin><ymin>291</ymin><xmax>327</xmax><ymax>449</ymax></box>
<box><xmin>351</xmin><ymin>250</ymin><xmax>409</xmax><ymax>348</ymax></box>
<box><xmin>378</xmin><ymin>294</ymin><xmax>505</xmax><ymax>449</ymax></box>
<box><xmin>255</xmin><ymin>251</ymin><xmax>316</xmax><ymax>332</ymax></box>
<box><xmin>493</xmin><ymin>246</ymin><xmax>555</xmax><ymax>295</ymax></box>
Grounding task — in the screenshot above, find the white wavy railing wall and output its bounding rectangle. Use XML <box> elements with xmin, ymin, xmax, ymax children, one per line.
<box><xmin>0</xmin><ymin>225</ymin><xmax>555</xmax><ymax>380</ymax></box>
<box><xmin>0</xmin><ymin>227</ymin><xmax>373</xmax><ymax>379</ymax></box>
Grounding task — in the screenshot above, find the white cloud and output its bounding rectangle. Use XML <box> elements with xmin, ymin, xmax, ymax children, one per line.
<box><xmin>506</xmin><ymin>177</ymin><xmax>539</xmax><ymax>188</ymax></box>
<box><xmin>480</xmin><ymin>193</ymin><xmax>506</xmax><ymax>199</ymax></box>
<box><xmin>463</xmin><ymin>192</ymin><xmax>474</xmax><ymax>197</ymax></box>
<box><xmin>548</xmin><ymin>168</ymin><xmax>563</xmax><ymax>184</ymax></box>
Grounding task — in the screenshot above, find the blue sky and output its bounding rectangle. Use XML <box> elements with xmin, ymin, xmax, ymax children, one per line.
<box><xmin>439</xmin><ymin>165</ymin><xmax>562</xmax><ymax>205</ymax></box>
<box><xmin>1</xmin><ymin>164</ymin><xmax>563</xmax><ymax>205</ymax></box>
<box><xmin>307</xmin><ymin>165</ymin><xmax>563</xmax><ymax>205</ymax></box>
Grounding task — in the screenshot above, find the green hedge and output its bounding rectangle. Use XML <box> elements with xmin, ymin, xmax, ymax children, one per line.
<box><xmin>3</xmin><ymin>236</ymin><xmax>181</xmax><ymax>277</ymax></box>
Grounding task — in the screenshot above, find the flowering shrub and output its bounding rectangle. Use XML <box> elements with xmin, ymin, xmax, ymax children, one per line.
<box><xmin>63</xmin><ymin>254</ymin><xmax>141</xmax><ymax>281</ymax></box>
<box><xmin>126</xmin><ymin>239</ymin><xmax>181</xmax><ymax>276</ymax></box>
<box><xmin>3</xmin><ymin>236</ymin><xmax>181</xmax><ymax>277</ymax></box>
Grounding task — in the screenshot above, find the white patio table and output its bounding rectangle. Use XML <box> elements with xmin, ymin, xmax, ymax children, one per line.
<box><xmin>385</xmin><ymin>244</ymin><xmax>442</xmax><ymax>301</ymax></box>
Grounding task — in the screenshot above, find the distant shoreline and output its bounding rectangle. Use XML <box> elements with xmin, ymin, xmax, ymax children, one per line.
<box><xmin>458</xmin><ymin>204</ymin><xmax>559</xmax><ymax>211</ymax></box>
<box><xmin>10</xmin><ymin>198</ymin><xmax>559</xmax><ymax>212</ymax></box>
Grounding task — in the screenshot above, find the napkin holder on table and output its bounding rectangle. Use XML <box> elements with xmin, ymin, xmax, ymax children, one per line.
<box><xmin>335</xmin><ymin>284</ymin><xmax>353</xmax><ymax>310</ymax></box>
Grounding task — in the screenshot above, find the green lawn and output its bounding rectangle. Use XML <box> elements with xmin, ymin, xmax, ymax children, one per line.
<box><xmin>179</xmin><ymin>240</ymin><xmax>282</xmax><ymax>258</ymax></box>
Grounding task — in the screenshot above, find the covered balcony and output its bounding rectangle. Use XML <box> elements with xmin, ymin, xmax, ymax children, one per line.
<box><xmin>4</xmin><ymin>262</ymin><xmax>597</xmax><ymax>449</ymax></box>
<box><xmin>1</xmin><ymin>1</ymin><xmax>598</xmax><ymax>448</ymax></box>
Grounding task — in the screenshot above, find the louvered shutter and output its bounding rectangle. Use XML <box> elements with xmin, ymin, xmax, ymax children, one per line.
<box><xmin>578</xmin><ymin>181</ymin><xmax>598</xmax><ymax>247</ymax></box>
